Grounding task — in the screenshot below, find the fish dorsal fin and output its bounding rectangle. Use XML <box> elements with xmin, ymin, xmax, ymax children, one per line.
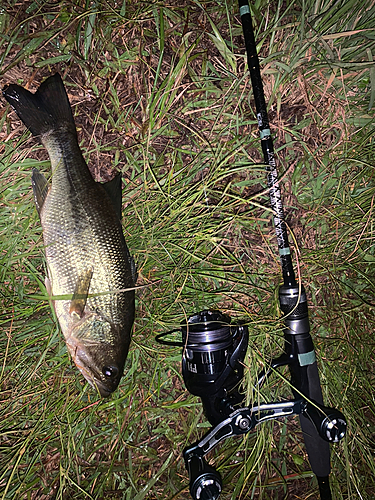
<box><xmin>69</xmin><ymin>268</ymin><xmax>94</xmax><ymax>319</ymax></box>
<box><xmin>101</xmin><ymin>174</ymin><xmax>138</xmax><ymax>284</ymax></box>
<box><xmin>31</xmin><ymin>168</ymin><xmax>50</xmax><ymax>215</ymax></box>
<box><xmin>129</xmin><ymin>255</ymin><xmax>138</xmax><ymax>284</ymax></box>
<box><xmin>101</xmin><ymin>174</ymin><xmax>122</xmax><ymax>221</ymax></box>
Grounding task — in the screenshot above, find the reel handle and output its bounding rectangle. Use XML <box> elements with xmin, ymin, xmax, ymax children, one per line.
<box><xmin>304</xmin><ymin>402</ymin><xmax>347</xmax><ymax>443</ymax></box>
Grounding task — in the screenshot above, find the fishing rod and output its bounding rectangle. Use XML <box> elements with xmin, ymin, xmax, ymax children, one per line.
<box><xmin>157</xmin><ymin>2</ymin><xmax>347</xmax><ymax>499</ymax></box>
<box><xmin>237</xmin><ymin>0</ymin><xmax>345</xmax><ymax>497</ymax></box>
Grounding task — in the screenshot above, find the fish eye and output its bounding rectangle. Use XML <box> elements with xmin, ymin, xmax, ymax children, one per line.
<box><xmin>102</xmin><ymin>366</ymin><xmax>118</xmax><ymax>378</ymax></box>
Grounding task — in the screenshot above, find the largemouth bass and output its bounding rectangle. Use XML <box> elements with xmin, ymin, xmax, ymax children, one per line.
<box><xmin>3</xmin><ymin>74</ymin><xmax>137</xmax><ymax>397</ymax></box>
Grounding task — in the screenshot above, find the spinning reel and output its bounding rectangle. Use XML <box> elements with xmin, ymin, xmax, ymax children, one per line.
<box><xmin>156</xmin><ymin>1</ymin><xmax>347</xmax><ymax>498</ymax></box>
<box><xmin>158</xmin><ymin>309</ymin><xmax>346</xmax><ymax>500</ymax></box>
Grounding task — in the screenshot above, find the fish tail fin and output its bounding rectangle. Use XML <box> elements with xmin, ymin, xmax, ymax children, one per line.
<box><xmin>2</xmin><ymin>73</ymin><xmax>76</xmax><ymax>138</ymax></box>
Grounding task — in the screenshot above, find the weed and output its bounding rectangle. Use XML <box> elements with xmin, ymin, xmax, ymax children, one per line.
<box><xmin>1</xmin><ymin>0</ymin><xmax>374</xmax><ymax>499</ymax></box>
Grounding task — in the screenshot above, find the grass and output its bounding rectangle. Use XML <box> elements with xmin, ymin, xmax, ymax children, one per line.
<box><xmin>1</xmin><ymin>0</ymin><xmax>374</xmax><ymax>499</ymax></box>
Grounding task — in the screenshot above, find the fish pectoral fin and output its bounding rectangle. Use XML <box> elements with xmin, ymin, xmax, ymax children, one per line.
<box><xmin>31</xmin><ymin>168</ymin><xmax>50</xmax><ymax>215</ymax></box>
<box><xmin>101</xmin><ymin>174</ymin><xmax>122</xmax><ymax>221</ymax></box>
<box><xmin>69</xmin><ymin>268</ymin><xmax>94</xmax><ymax>319</ymax></box>
<box><xmin>45</xmin><ymin>276</ymin><xmax>57</xmax><ymax>314</ymax></box>
<box><xmin>45</xmin><ymin>276</ymin><xmax>52</xmax><ymax>296</ymax></box>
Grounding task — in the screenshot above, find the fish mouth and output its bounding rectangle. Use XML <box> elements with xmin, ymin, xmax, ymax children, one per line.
<box><xmin>76</xmin><ymin>356</ymin><xmax>119</xmax><ymax>397</ymax></box>
<box><xmin>90</xmin><ymin>379</ymin><xmax>113</xmax><ymax>398</ymax></box>
<box><xmin>66</xmin><ymin>340</ymin><xmax>121</xmax><ymax>397</ymax></box>
<box><xmin>76</xmin><ymin>361</ymin><xmax>113</xmax><ymax>397</ymax></box>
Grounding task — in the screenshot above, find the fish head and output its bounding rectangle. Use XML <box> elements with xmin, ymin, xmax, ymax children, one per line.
<box><xmin>66</xmin><ymin>313</ymin><xmax>130</xmax><ymax>397</ymax></box>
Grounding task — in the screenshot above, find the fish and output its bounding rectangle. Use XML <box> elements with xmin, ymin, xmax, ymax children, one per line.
<box><xmin>3</xmin><ymin>73</ymin><xmax>137</xmax><ymax>397</ymax></box>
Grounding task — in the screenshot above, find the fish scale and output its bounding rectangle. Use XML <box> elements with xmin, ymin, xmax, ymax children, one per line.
<box><xmin>3</xmin><ymin>74</ymin><xmax>136</xmax><ymax>396</ymax></box>
<box><xmin>42</xmin><ymin>134</ymin><xmax>128</xmax><ymax>323</ymax></box>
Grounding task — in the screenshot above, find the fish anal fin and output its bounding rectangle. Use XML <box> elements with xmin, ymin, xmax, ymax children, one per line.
<box><xmin>101</xmin><ymin>174</ymin><xmax>122</xmax><ymax>221</ymax></box>
<box><xmin>69</xmin><ymin>268</ymin><xmax>94</xmax><ymax>319</ymax></box>
<box><xmin>32</xmin><ymin>168</ymin><xmax>50</xmax><ymax>215</ymax></box>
